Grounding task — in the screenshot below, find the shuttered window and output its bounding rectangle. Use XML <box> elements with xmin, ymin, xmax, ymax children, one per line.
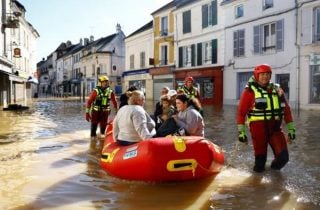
<box><xmin>253</xmin><ymin>19</ymin><xmax>283</xmax><ymax>54</ymax></box>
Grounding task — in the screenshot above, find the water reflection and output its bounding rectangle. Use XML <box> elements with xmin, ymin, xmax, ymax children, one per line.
<box><xmin>0</xmin><ymin>99</ymin><xmax>319</xmax><ymax>210</ymax></box>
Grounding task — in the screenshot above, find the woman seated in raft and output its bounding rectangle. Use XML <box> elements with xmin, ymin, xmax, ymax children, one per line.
<box><xmin>113</xmin><ymin>90</ymin><xmax>156</xmax><ymax>146</ymax></box>
<box><xmin>172</xmin><ymin>94</ymin><xmax>204</xmax><ymax>137</ymax></box>
<box><xmin>156</xmin><ymin>94</ymin><xmax>204</xmax><ymax>137</ymax></box>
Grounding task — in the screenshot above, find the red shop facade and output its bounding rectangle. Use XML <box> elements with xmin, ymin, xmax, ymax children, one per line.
<box><xmin>174</xmin><ymin>66</ymin><xmax>223</xmax><ymax>105</ymax></box>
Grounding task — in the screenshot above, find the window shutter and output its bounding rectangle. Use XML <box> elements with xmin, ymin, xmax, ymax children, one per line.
<box><xmin>197</xmin><ymin>43</ymin><xmax>202</xmax><ymax>66</ymax></box>
<box><xmin>211</xmin><ymin>39</ymin><xmax>218</xmax><ymax>64</ymax></box>
<box><xmin>179</xmin><ymin>47</ymin><xmax>183</xmax><ymax>67</ymax></box>
<box><xmin>164</xmin><ymin>45</ymin><xmax>168</xmax><ymax>65</ymax></box>
<box><xmin>276</xmin><ymin>19</ymin><xmax>284</xmax><ymax>51</ymax></box>
<box><xmin>211</xmin><ymin>0</ymin><xmax>217</xmax><ymax>26</ymax></box>
<box><xmin>233</xmin><ymin>31</ymin><xmax>239</xmax><ymax>57</ymax></box>
<box><xmin>202</xmin><ymin>5</ymin><xmax>208</xmax><ymax>28</ymax></box>
<box><xmin>253</xmin><ymin>25</ymin><xmax>261</xmax><ymax>54</ymax></box>
<box><xmin>191</xmin><ymin>44</ymin><xmax>195</xmax><ymax>66</ymax></box>
<box><xmin>183</xmin><ymin>11</ymin><xmax>191</xmax><ymax>34</ymax></box>
<box><xmin>239</xmin><ymin>29</ymin><xmax>245</xmax><ymax>56</ymax></box>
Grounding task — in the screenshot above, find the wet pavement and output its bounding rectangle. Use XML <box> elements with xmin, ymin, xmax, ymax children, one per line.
<box><xmin>0</xmin><ymin>98</ymin><xmax>319</xmax><ymax>210</ymax></box>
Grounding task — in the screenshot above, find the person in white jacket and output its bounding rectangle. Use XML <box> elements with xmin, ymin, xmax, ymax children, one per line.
<box><xmin>113</xmin><ymin>90</ymin><xmax>156</xmax><ymax>146</ymax></box>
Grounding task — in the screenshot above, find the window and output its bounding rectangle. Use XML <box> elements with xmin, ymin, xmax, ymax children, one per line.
<box><xmin>310</xmin><ymin>64</ymin><xmax>320</xmax><ymax>103</ymax></box>
<box><xmin>184</xmin><ymin>46</ymin><xmax>192</xmax><ymax>67</ymax></box>
<box><xmin>253</xmin><ymin>19</ymin><xmax>283</xmax><ymax>54</ymax></box>
<box><xmin>178</xmin><ymin>45</ymin><xmax>195</xmax><ymax>67</ymax></box>
<box><xmin>183</xmin><ymin>10</ymin><xmax>191</xmax><ymax>34</ymax></box>
<box><xmin>160</xmin><ymin>16</ymin><xmax>168</xmax><ymax>36</ymax></box>
<box><xmin>140</xmin><ymin>51</ymin><xmax>145</xmax><ymax>68</ymax></box>
<box><xmin>235</xmin><ymin>5</ymin><xmax>244</xmax><ymax>19</ymax></box>
<box><xmin>263</xmin><ymin>0</ymin><xmax>273</xmax><ymax>10</ymax></box>
<box><xmin>314</xmin><ymin>7</ymin><xmax>320</xmax><ymax>42</ymax></box>
<box><xmin>160</xmin><ymin>45</ymin><xmax>168</xmax><ymax>66</ymax></box>
<box><xmin>263</xmin><ymin>23</ymin><xmax>276</xmax><ymax>52</ymax></box>
<box><xmin>237</xmin><ymin>72</ymin><xmax>252</xmax><ymax>99</ymax></box>
<box><xmin>92</xmin><ymin>64</ymin><xmax>95</xmax><ymax>76</ymax></box>
<box><xmin>202</xmin><ymin>0</ymin><xmax>218</xmax><ymax>28</ymax></box>
<box><xmin>130</xmin><ymin>54</ymin><xmax>134</xmax><ymax>69</ymax></box>
<box><xmin>203</xmin><ymin>42</ymin><xmax>212</xmax><ymax>64</ymax></box>
<box><xmin>233</xmin><ymin>29</ymin><xmax>245</xmax><ymax>57</ymax></box>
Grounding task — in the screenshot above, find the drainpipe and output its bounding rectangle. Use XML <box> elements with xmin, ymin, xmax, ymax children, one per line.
<box><xmin>295</xmin><ymin>0</ymin><xmax>300</xmax><ymax>115</ymax></box>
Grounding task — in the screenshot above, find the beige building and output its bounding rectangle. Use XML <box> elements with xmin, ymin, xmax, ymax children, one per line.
<box><xmin>0</xmin><ymin>0</ymin><xmax>39</xmax><ymax>106</ymax></box>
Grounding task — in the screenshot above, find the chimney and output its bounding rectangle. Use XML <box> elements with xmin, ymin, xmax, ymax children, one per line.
<box><xmin>90</xmin><ymin>35</ymin><xmax>94</xmax><ymax>42</ymax></box>
<box><xmin>84</xmin><ymin>38</ymin><xmax>89</xmax><ymax>45</ymax></box>
<box><xmin>116</xmin><ymin>23</ymin><xmax>121</xmax><ymax>33</ymax></box>
<box><xmin>79</xmin><ymin>38</ymin><xmax>83</xmax><ymax>45</ymax></box>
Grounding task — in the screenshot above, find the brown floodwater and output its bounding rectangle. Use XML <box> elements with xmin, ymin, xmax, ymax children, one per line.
<box><xmin>0</xmin><ymin>98</ymin><xmax>319</xmax><ymax>210</ymax></box>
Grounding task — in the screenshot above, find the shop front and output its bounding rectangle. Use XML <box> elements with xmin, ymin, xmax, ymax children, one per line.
<box><xmin>149</xmin><ymin>66</ymin><xmax>174</xmax><ymax>102</ymax></box>
<box><xmin>174</xmin><ymin>66</ymin><xmax>223</xmax><ymax>105</ymax></box>
<box><xmin>122</xmin><ymin>69</ymin><xmax>153</xmax><ymax>100</ymax></box>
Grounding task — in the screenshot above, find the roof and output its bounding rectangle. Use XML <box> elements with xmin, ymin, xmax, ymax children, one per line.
<box><xmin>126</xmin><ymin>20</ymin><xmax>153</xmax><ymax>39</ymax></box>
<box><xmin>175</xmin><ymin>0</ymin><xmax>197</xmax><ymax>9</ymax></box>
<box><xmin>151</xmin><ymin>0</ymin><xmax>175</xmax><ymax>15</ymax></box>
<box><xmin>89</xmin><ymin>33</ymin><xmax>117</xmax><ymax>52</ymax></box>
<box><xmin>220</xmin><ymin>0</ymin><xmax>238</xmax><ymax>6</ymax></box>
<box><xmin>151</xmin><ymin>0</ymin><xmax>197</xmax><ymax>15</ymax></box>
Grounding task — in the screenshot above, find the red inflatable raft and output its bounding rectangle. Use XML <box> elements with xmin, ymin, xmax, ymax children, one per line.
<box><xmin>100</xmin><ymin>124</ymin><xmax>224</xmax><ymax>182</ymax></box>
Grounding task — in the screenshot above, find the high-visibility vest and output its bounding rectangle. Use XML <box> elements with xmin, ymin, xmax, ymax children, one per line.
<box><xmin>177</xmin><ymin>85</ymin><xmax>198</xmax><ymax>99</ymax></box>
<box><xmin>92</xmin><ymin>86</ymin><xmax>113</xmax><ymax>111</ymax></box>
<box><xmin>248</xmin><ymin>83</ymin><xmax>284</xmax><ymax>122</ymax></box>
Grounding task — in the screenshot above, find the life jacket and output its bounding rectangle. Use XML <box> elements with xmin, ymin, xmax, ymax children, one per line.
<box><xmin>92</xmin><ymin>86</ymin><xmax>113</xmax><ymax>111</ymax></box>
<box><xmin>177</xmin><ymin>85</ymin><xmax>198</xmax><ymax>99</ymax></box>
<box><xmin>247</xmin><ymin>82</ymin><xmax>284</xmax><ymax>122</ymax></box>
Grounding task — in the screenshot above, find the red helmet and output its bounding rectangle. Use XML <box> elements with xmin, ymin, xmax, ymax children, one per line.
<box><xmin>185</xmin><ymin>76</ymin><xmax>194</xmax><ymax>83</ymax></box>
<box><xmin>253</xmin><ymin>64</ymin><xmax>272</xmax><ymax>80</ymax></box>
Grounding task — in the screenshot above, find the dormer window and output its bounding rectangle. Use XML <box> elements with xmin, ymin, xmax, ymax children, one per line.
<box><xmin>263</xmin><ymin>0</ymin><xmax>273</xmax><ymax>10</ymax></box>
<box><xmin>235</xmin><ymin>5</ymin><xmax>244</xmax><ymax>19</ymax></box>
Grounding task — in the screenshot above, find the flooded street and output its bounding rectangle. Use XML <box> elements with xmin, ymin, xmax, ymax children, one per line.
<box><xmin>0</xmin><ymin>98</ymin><xmax>319</xmax><ymax>210</ymax></box>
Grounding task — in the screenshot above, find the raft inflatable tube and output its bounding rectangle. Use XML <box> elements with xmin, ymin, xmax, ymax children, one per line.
<box><xmin>100</xmin><ymin>123</ymin><xmax>224</xmax><ymax>182</ymax></box>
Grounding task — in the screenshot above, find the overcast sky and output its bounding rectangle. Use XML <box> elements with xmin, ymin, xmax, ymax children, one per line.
<box><xmin>18</xmin><ymin>0</ymin><xmax>171</xmax><ymax>62</ymax></box>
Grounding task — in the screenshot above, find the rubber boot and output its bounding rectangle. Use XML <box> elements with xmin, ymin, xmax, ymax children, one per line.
<box><xmin>271</xmin><ymin>150</ymin><xmax>289</xmax><ymax>170</ymax></box>
<box><xmin>253</xmin><ymin>155</ymin><xmax>267</xmax><ymax>173</ymax></box>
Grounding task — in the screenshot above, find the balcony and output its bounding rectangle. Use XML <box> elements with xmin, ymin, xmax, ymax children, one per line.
<box><xmin>160</xmin><ymin>29</ymin><xmax>168</xmax><ymax>37</ymax></box>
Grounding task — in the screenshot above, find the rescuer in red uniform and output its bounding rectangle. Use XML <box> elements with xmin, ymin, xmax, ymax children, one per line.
<box><xmin>237</xmin><ymin>64</ymin><xmax>296</xmax><ymax>172</ymax></box>
<box><xmin>85</xmin><ymin>75</ymin><xmax>118</xmax><ymax>146</ymax></box>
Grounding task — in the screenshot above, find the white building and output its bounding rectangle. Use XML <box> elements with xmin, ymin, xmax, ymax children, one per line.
<box><xmin>173</xmin><ymin>0</ymin><xmax>224</xmax><ymax>105</ymax></box>
<box><xmin>298</xmin><ymin>0</ymin><xmax>320</xmax><ymax>109</ymax></box>
<box><xmin>124</xmin><ymin>20</ymin><xmax>154</xmax><ymax>100</ymax></box>
<box><xmin>223</xmin><ymin>0</ymin><xmax>298</xmax><ymax>108</ymax></box>
<box><xmin>80</xmin><ymin>24</ymin><xmax>126</xmax><ymax>96</ymax></box>
<box><xmin>0</xmin><ymin>0</ymin><xmax>39</xmax><ymax>106</ymax></box>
